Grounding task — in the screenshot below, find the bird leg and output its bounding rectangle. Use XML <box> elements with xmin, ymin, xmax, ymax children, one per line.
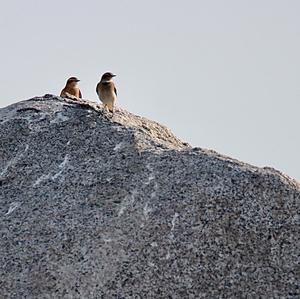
<box><xmin>103</xmin><ymin>104</ymin><xmax>110</xmax><ymax>113</ymax></box>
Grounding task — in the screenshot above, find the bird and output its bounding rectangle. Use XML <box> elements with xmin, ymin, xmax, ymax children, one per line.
<box><xmin>60</xmin><ymin>77</ymin><xmax>82</xmax><ymax>99</ymax></box>
<box><xmin>96</xmin><ymin>72</ymin><xmax>117</xmax><ymax>113</ymax></box>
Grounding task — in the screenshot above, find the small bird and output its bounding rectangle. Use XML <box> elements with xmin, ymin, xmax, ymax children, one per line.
<box><xmin>96</xmin><ymin>72</ymin><xmax>117</xmax><ymax>113</ymax></box>
<box><xmin>60</xmin><ymin>77</ymin><xmax>82</xmax><ymax>99</ymax></box>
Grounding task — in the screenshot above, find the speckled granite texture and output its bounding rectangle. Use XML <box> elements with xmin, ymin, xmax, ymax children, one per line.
<box><xmin>0</xmin><ymin>95</ymin><xmax>299</xmax><ymax>299</ymax></box>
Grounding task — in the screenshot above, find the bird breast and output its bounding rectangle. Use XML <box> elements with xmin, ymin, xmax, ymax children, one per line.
<box><xmin>98</xmin><ymin>83</ymin><xmax>116</xmax><ymax>99</ymax></box>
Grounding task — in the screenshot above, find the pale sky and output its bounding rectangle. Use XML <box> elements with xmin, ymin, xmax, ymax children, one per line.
<box><xmin>0</xmin><ymin>0</ymin><xmax>299</xmax><ymax>180</ymax></box>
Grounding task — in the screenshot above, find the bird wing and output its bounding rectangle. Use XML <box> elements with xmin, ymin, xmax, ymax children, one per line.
<box><xmin>79</xmin><ymin>89</ymin><xmax>82</xmax><ymax>98</ymax></box>
<box><xmin>96</xmin><ymin>82</ymin><xmax>100</xmax><ymax>95</ymax></box>
<box><xmin>114</xmin><ymin>86</ymin><xmax>117</xmax><ymax>97</ymax></box>
<box><xmin>60</xmin><ymin>88</ymin><xmax>66</xmax><ymax>97</ymax></box>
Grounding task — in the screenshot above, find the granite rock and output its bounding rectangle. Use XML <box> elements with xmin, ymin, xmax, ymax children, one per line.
<box><xmin>0</xmin><ymin>95</ymin><xmax>299</xmax><ymax>299</ymax></box>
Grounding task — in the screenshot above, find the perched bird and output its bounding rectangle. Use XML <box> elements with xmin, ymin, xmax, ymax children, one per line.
<box><xmin>96</xmin><ymin>72</ymin><xmax>117</xmax><ymax>113</ymax></box>
<box><xmin>60</xmin><ymin>77</ymin><xmax>82</xmax><ymax>99</ymax></box>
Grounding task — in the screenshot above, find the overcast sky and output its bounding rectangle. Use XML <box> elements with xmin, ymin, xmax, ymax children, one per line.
<box><xmin>0</xmin><ymin>0</ymin><xmax>299</xmax><ymax>180</ymax></box>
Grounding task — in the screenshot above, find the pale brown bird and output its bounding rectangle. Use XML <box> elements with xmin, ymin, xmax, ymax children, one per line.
<box><xmin>96</xmin><ymin>72</ymin><xmax>117</xmax><ymax>113</ymax></box>
<box><xmin>60</xmin><ymin>77</ymin><xmax>82</xmax><ymax>99</ymax></box>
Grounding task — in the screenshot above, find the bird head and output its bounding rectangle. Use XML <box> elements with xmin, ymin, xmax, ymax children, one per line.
<box><xmin>66</xmin><ymin>77</ymin><xmax>80</xmax><ymax>87</ymax></box>
<box><xmin>101</xmin><ymin>72</ymin><xmax>116</xmax><ymax>82</ymax></box>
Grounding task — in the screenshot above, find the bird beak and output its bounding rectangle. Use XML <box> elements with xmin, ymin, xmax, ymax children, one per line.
<box><xmin>76</xmin><ymin>79</ymin><xmax>80</xmax><ymax>82</ymax></box>
<box><xmin>112</xmin><ymin>74</ymin><xmax>116</xmax><ymax>77</ymax></box>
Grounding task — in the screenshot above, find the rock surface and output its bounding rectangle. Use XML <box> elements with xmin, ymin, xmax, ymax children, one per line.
<box><xmin>0</xmin><ymin>95</ymin><xmax>299</xmax><ymax>299</ymax></box>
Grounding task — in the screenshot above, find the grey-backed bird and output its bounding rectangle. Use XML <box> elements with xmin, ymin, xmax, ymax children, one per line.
<box><xmin>96</xmin><ymin>72</ymin><xmax>117</xmax><ymax>113</ymax></box>
<box><xmin>60</xmin><ymin>77</ymin><xmax>82</xmax><ymax>99</ymax></box>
